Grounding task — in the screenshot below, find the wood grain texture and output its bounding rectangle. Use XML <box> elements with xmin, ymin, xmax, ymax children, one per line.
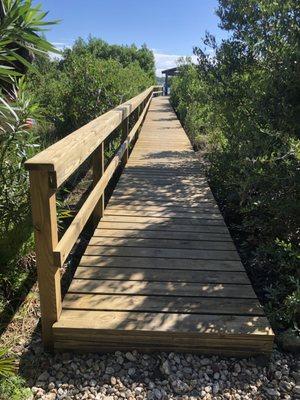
<box><xmin>29</xmin><ymin>170</ymin><xmax>61</xmax><ymax>348</ymax></box>
<box><xmin>53</xmin><ymin>94</ymin><xmax>153</xmax><ymax>269</ymax></box>
<box><xmin>74</xmin><ymin>267</ymin><xmax>249</xmax><ymax>284</ymax></box>
<box><xmin>54</xmin><ymin>96</ymin><xmax>274</xmax><ymax>355</ymax></box>
<box><xmin>79</xmin><ymin>256</ymin><xmax>244</xmax><ymax>271</ymax></box>
<box><xmin>68</xmin><ymin>279</ymin><xmax>257</xmax><ymax>298</ymax></box>
<box><xmin>92</xmin><ymin>142</ymin><xmax>105</xmax><ymax>225</ymax></box>
<box><xmin>26</xmin><ymin>87</ymin><xmax>160</xmax><ymax>350</ymax></box>
<box><xmin>25</xmin><ymin>87</ymin><xmax>156</xmax><ymax>188</ymax></box>
<box><xmin>54</xmin><ymin>309</ymin><xmax>273</xmax><ymax>336</ymax></box>
<box><xmin>83</xmin><ymin>245</ymin><xmax>240</xmax><ymax>261</ymax></box>
<box><xmin>98</xmin><ymin>220</ymin><xmax>229</xmax><ymax>234</ymax></box>
<box><xmin>93</xmin><ymin>228</ymin><xmax>233</xmax><ymax>242</ymax></box>
<box><xmin>89</xmin><ymin>236</ymin><xmax>236</xmax><ymax>250</ymax></box>
<box><xmin>63</xmin><ymin>293</ymin><xmax>264</xmax><ymax>315</ymax></box>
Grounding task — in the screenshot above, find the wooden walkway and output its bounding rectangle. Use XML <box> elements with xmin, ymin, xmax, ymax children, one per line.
<box><xmin>53</xmin><ymin>97</ymin><xmax>274</xmax><ymax>355</ymax></box>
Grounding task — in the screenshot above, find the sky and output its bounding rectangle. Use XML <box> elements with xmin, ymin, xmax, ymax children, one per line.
<box><xmin>37</xmin><ymin>0</ymin><xmax>228</xmax><ymax>76</ymax></box>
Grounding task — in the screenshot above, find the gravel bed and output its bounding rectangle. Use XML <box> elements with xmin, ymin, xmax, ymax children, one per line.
<box><xmin>19</xmin><ymin>339</ymin><xmax>299</xmax><ymax>400</ymax></box>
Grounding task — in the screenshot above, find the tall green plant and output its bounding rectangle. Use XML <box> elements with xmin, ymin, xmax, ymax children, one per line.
<box><xmin>0</xmin><ymin>0</ymin><xmax>59</xmax><ymax>235</ymax></box>
<box><xmin>0</xmin><ymin>0</ymin><xmax>59</xmax><ymax>338</ymax></box>
<box><xmin>171</xmin><ymin>0</ymin><xmax>300</xmax><ymax>334</ymax></box>
<box><xmin>0</xmin><ymin>78</ymin><xmax>40</xmax><ymax>233</ymax></box>
<box><xmin>0</xmin><ymin>0</ymin><xmax>59</xmax><ymax>87</ymax></box>
<box><xmin>62</xmin><ymin>36</ymin><xmax>155</xmax><ymax>80</ymax></box>
<box><xmin>0</xmin><ymin>348</ymin><xmax>15</xmax><ymax>377</ymax></box>
<box><xmin>28</xmin><ymin>49</ymin><xmax>154</xmax><ymax>137</ymax></box>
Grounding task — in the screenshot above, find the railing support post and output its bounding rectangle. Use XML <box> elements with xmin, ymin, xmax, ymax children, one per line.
<box><xmin>121</xmin><ymin>117</ymin><xmax>129</xmax><ymax>164</ymax></box>
<box><xmin>29</xmin><ymin>170</ymin><xmax>61</xmax><ymax>349</ymax></box>
<box><xmin>92</xmin><ymin>142</ymin><xmax>105</xmax><ymax>225</ymax></box>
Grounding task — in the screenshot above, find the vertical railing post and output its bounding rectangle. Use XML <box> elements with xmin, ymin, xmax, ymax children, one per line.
<box><xmin>121</xmin><ymin>116</ymin><xmax>129</xmax><ymax>165</ymax></box>
<box><xmin>135</xmin><ymin>104</ymin><xmax>141</xmax><ymax>141</ymax></box>
<box><xmin>28</xmin><ymin>170</ymin><xmax>61</xmax><ymax>349</ymax></box>
<box><xmin>92</xmin><ymin>142</ymin><xmax>105</xmax><ymax>225</ymax></box>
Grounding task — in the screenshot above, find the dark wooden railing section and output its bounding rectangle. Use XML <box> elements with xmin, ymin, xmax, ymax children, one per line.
<box><xmin>25</xmin><ymin>86</ymin><xmax>163</xmax><ymax>347</ymax></box>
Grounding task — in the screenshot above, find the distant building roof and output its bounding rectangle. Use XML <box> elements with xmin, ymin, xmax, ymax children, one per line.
<box><xmin>161</xmin><ymin>67</ymin><xmax>178</xmax><ymax>75</ymax></box>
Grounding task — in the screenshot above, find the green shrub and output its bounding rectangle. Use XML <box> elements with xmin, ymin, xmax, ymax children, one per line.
<box><xmin>0</xmin><ymin>375</ymin><xmax>31</xmax><ymax>400</ymax></box>
<box><xmin>170</xmin><ymin>0</ymin><xmax>300</xmax><ymax>334</ymax></box>
<box><xmin>0</xmin><ymin>79</ymin><xmax>40</xmax><ymax>235</ymax></box>
<box><xmin>0</xmin><ymin>348</ymin><xmax>15</xmax><ymax>378</ymax></box>
<box><xmin>0</xmin><ymin>0</ymin><xmax>59</xmax><ymax>340</ymax></box>
<box><xmin>63</xmin><ymin>37</ymin><xmax>155</xmax><ymax>80</ymax></box>
<box><xmin>0</xmin><ymin>79</ymin><xmax>39</xmax><ymax>329</ymax></box>
<box><xmin>0</xmin><ymin>0</ymin><xmax>58</xmax><ymax>87</ymax></box>
<box><xmin>28</xmin><ymin>40</ymin><xmax>155</xmax><ymax>138</ymax></box>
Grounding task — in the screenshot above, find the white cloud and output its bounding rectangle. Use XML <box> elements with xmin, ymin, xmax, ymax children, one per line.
<box><xmin>51</xmin><ymin>42</ymin><xmax>70</xmax><ymax>51</ymax></box>
<box><xmin>154</xmin><ymin>51</ymin><xmax>197</xmax><ymax>77</ymax></box>
<box><xmin>49</xmin><ymin>42</ymin><xmax>71</xmax><ymax>60</ymax></box>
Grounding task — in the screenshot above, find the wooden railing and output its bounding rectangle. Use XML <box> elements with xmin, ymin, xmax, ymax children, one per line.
<box><xmin>25</xmin><ymin>85</ymin><xmax>163</xmax><ymax>348</ymax></box>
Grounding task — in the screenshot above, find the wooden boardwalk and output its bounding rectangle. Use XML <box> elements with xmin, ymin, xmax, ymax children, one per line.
<box><xmin>53</xmin><ymin>97</ymin><xmax>274</xmax><ymax>355</ymax></box>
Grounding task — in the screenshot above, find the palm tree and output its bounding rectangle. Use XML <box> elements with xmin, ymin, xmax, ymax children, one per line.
<box><xmin>0</xmin><ymin>0</ymin><xmax>60</xmax><ymax>381</ymax></box>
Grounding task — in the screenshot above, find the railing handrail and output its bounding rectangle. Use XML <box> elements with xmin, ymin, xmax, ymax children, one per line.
<box><xmin>53</xmin><ymin>88</ymin><xmax>154</xmax><ymax>268</ymax></box>
<box><xmin>25</xmin><ymin>85</ymin><xmax>160</xmax><ymax>188</ymax></box>
<box><xmin>26</xmin><ymin>85</ymin><xmax>162</xmax><ymax>348</ymax></box>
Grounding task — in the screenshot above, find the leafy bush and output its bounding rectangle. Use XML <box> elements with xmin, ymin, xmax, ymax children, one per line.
<box><xmin>170</xmin><ymin>59</ymin><xmax>219</xmax><ymax>150</ymax></box>
<box><xmin>0</xmin><ymin>80</ymin><xmax>40</xmax><ymax>321</ymax></box>
<box><xmin>27</xmin><ymin>39</ymin><xmax>155</xmax><ymax>139</ymax></box>
<box><xmin>63</xmin><ymin>37</ymin><xmax>155</xmax><ymax>79</ymax></box>
<box><xmin>0</xmin><ymin>0</ymin><xmax>58</xmax><ymax>235</ymax></box>
<box><xmin>0</xmin><ymin>375</ymin><xmax>31</xmax><ymax>400</ymax></box>
<box><xmin>0</xmin><ymin>348</ymin><xmax>15</xmax><ymax>377</ymax></box>
<box><xmin>171</xmin><ymin>0</ymin><xmax>300</xmax><ymax>334</ymax></box>
<box><xmin>0</xmin><ymin>0</ymin><xmax>57</xmax><ymax>335</ymax></box>
<box><xmin>0</xmin><ymin>79</ymin><xmax>40</xmax><ymax>235</ymax></box>
<box><xmin>0</xmin><ymin>0</ymin><xmax>58</xmax><ymax>89</ymax></box>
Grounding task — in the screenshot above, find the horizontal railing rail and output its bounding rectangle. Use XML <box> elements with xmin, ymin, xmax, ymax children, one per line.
<box><xmin>25</xmin><ymin>85</ymin><xmax>162</xmax><ymax>348</ymax></box>
<box><xmin>26</xmin><ymin>86</ymin><xmax>159</xmax><ymax>188</ymax></box>
<box><xmin>152</xmin><ymin>89</ymin><xmax>163</xmax><ymax>96</ymax></box>
<box><xmin>52</xmin><ymin>90</ymin><xmax>153</xmax><ymax>269</ymax></box>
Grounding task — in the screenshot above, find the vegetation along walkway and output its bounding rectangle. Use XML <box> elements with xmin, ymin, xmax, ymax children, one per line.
<box><xmin>26</xmin><ymin>89</ymin><xmax>274</xmax><ymax>356</ymax></box>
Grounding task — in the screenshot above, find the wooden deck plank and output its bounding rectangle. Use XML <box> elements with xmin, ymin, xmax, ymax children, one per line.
<box><xmin>120</xmin><ymin>173</ymin><xmax>206</xmax><ymax>180</ymax></box>
<box><xmin>112</xmin><ymin>185</ymin><xmax>214</xmax><ymax>194</ymax></box>
<box><xmin>68</xmin><ymin>280</ymin><xmax>257</xmax><ymax>298</ymax></box>
<box><xmin>115</xmin><ymin>181</ymin><xmax>211</xmax><ymax>191</ymax></box>
<box><xmin>79</xmin><ymin>256</ymin><xmax>244</xmax><ymax>271</ymax></box>
<box><xmin>107</xmin><ymin>197</ymin><xmax>216</xmax><ymax>205</ymax></box>
<box><xmin>62</xmin><ymin>294</ymin><xmax>264</xmax><ymax>316</ymax></box>
<box><xmin>74</xmin><ymin>267</ymin><xmax>249</xmax><ymax>284</ymax></box>
<box><xmin>98</xmin><ymin>221</ymin><xmax>229</xmax><ymax>234</ymax></box>
<box><xmin>93</xmin><ymin>228</ymin><xmax>233</xmax><ymax>243</ymax></box>
<box><xmin>83</xmin><ymin>245</ymin><xmax>240</xmax><ymax>261</ymax></box>
<box><xmin>106</xmin><ymin>203</ymin><xmax>219</xmax><ymax>212</ymax></box>
<box><xmin>101</xmin><ymin>215</ymin><xmax>226</xmax><ymax>227</ymax></box>
<box><xmin>123</xmin><ymin>168</ymin><xmax>204</xmax><ymax>176</ymax></box>
<box><xmin>54</xmin><ymin>96</ymin><xmax>274</xmax><ymax>355</ymax></box>
<box><xmin>89</xmin><ymin>237</ymin><xmax>236</xmax><ymax>251</ymax></box>
<box><xmin>54</xmin><ymin>310</ymin><xmax>273</xmax><ymax>337</ymax></box>
<box><xmin>104</xmin><ymin>209</ymin><xmax>224</xmax><ymax>220</ymax></box>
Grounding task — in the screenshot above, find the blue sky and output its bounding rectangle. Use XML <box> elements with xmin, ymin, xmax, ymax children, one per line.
<box><xmin>38</xmin><ymin>0</ymin><xmax>228</xmax><ymax>75</ymax></box>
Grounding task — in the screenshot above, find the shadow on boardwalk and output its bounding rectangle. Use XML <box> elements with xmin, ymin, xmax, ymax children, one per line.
<box><xmin>57</xmin><ymin>153</ymin><xmax>273</xmax><ymax>353</ymax></box>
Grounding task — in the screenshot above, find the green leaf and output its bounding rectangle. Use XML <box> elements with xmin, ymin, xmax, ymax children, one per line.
<box><xmin>0</xmin><ymin>349</ymin><xmax>15</xmax><ymax>378</ymax></box>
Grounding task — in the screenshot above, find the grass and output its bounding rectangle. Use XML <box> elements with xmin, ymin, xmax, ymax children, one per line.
<box><xmin>0</xmin><ymin>375</ymin><xmax>32</xmax><ymax>400</ymax></box>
